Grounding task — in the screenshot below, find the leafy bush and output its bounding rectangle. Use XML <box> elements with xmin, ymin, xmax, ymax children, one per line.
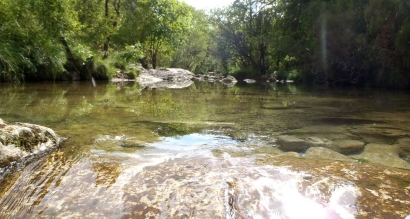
<box><xmin>112</xmin><ymin>44</ymin><xmax>144</xmax><ymax>70</ymax></box>
<box><xmin>231</xmin><ymin>67</ymin><xmax>258</xmax><ymax>80</ymax></box>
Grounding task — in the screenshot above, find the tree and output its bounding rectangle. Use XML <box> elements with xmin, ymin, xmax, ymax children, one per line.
<box><xmin>212</xmin><ymin>0</ymin><xmax>278</xmax><ymax>74</ymax></box>
<box><xmin>115</xmin><ymin>0</ymin><xmax>192</xmax><ymax>69</ymax></box>
<box><xmin>0</xmin><ymin>0</ymin><xmax>79</xmax><ymax>81</ymax></box>
<box><xmin>170</xmin><ymin>8</ymin><xmax>219</xmax><ymax>74</ymax></box>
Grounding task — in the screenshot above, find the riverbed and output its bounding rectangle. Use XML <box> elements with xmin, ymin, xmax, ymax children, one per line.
<box><xmin>0</xmin><ymin>81</ymin><xmax>409</xmax><ymax>218</ymax></box>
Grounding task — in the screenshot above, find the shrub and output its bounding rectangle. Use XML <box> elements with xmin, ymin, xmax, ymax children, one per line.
<box><xmin>231</xmin><ymin>67</ymin><xmax>258</xmax><ymax>80</ymax></box>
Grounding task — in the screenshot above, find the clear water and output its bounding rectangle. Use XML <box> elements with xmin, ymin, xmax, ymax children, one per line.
<box><xmin>0</xmin><ymin>81</ymin><xmax>409</xmax><ymax>218</ymax></box>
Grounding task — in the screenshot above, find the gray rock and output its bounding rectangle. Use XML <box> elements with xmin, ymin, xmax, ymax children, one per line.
<box><xmin>148</xmin><ymin>68</ymin><xmax>194</xmax><ymax>82</ymax></box>
<box><xmin>244</xmin><ymin>79</ymin><xmax>256</xmax><ymax>84</ymax></box>
<box><xmin>277</xmin><ymin>135</ymin><xmax>309</xmax><ymax>152</ymax></box>
<box><xmin>0</xmin><ymin>119</ymin><xmax>63</xmax><ymax>168</ymax></box>
<box><xmin>333</xmin><ymin>140</ymin><xmax>365</xmax><ymax>154</ymax></box>
<box><xmin>137</xmin><ymin>72</ymin><xmax>163</xmax><ymax>84</ymax></box>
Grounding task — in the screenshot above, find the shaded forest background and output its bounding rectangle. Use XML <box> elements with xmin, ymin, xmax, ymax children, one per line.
<box><xmin>1</xmin><ymin>0</ymin><xmax>409</xmax><ymax>88</ymax></box>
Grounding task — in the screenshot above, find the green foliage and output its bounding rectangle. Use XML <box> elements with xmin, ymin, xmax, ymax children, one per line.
<box><xmin>170</xmin><ymin>8</ymin><xmax>221</xmax><ymax>74</ymax></box>
<box><xmin>111</xmin><ymin>44</ymin><xmax>144</xmax><ymax>70</ymax></box>
<box><xmin>276</xmin><ymin>70</ymin><xmax>300</xmax><ymax>82</ymax></box>
<box><xmin>231</xmin><ymin>67</ymin><xmax>259</xmax><ymax>81</ymax></box>
<box><xmin>0</xmin><ymin>0</ymin><xmax>76</xmax><ymax>81</ymax></box>
<box><xmin>1</xmin><ymin>0</ymin><xmax>409</xmax><ymax>88</ymax></box>
<box><xmin>116</xmin><ymin>0</ymin><xmax>192</xmax><ymax>69</ymax></box>
<box><xmin>90</xmin><ymin>58</ymin><xmax>111</xmax><ymax>80</ymax></box>
<box><xmin>209</xmin><ymin>0</ymin><xmax>410</xmax><ymax>88</ymax></box>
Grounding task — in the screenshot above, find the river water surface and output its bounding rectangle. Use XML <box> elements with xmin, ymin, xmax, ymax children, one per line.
<box><xmin>0</xmin><ymin>81</ymin><xmax>409</xmax><ymax>219</ymax></box>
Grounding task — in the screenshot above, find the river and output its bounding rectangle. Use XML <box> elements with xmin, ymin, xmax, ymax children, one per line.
<box><xmin>0</xmin><ymin>81</ymin><xmax>409</xmax><ymax>218</ymax></box>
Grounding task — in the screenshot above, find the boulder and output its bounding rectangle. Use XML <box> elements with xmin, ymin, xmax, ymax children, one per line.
<box><xmin>137</xmin><ymin>68</ymin><xmax>194</xmax><ymax>89</ymax></box>
<box><xmin>148</xmin><ymin>68</ymin><xmax>194</xmax><ymax>82</ymax></box>
<box><xmin>0</xmin><ymin>119</ymin><xmax>64</xmax><ymax>168</ymax></box>
<box><xmin>276</xmin><ymin>135</ymin><xmax>309</xmax><ymax>152</ymax></box>
<box><xmin>137</xmin><ymin>72</ymin><xmax>163</xmax><ymax>85</ymax></box>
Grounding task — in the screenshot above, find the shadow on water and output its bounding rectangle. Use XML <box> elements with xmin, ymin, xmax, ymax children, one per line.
<box><xmin>0</xmin><ymin>82</ymin><xmax>410</xmax><ymax>218</ymax></box>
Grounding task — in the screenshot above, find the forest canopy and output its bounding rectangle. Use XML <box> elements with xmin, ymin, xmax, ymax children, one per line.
<box><xmin>1</xmin><ymin>0</ymin><xmax>409</xmax><ymax>88</ymax></box>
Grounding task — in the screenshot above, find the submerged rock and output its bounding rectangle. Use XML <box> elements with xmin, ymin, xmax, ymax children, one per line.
<box><xmin>351</xmin><ymin>143</ymin><xmax>410</xmax><ymax>169</ymax></box>
<box><xmin>0</xmin><ymin>118</ymin><xmax>63</xmax><ymax>168</ymax></box>
<box><xmin>349</xmin><ymin>124</ymin><xmax>408</xmax><ymax>144</ymax></box>
<box><xmin>333</xmin><ymin>140</ymin><xmax>365</xmax><ymax>154</ymax></box>
<box><xmin>288</xmin><ymin>125</ymin><xmax>355</xmax><ymax>141</ymax></box>
<box><xmin>305</xmin><ymin>137</ymin><xmax>332</xmax><ymax>148</ymax></box>
<box><xmin>277</xmin><ymin>135</ymin><xmax>309</xmax><ymax>152</ymax></box>
<box><xmin>95</xmin><ymin>135</ymin><xmax>147</xmax><ymax>151</ymax></box>
<box><xmin>305</xmin><ymin>147</ymin><xmax>353</xmax><ymax>162</ymax></box>
<box><xmin>398</xmin><ymin>138</ymin><xmax>410</xmax><ymax>163</ymax></box>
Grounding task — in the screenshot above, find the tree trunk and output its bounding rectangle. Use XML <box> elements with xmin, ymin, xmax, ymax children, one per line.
<box><xmin>152</xmin><ymin>52</ymin><xmax>157</xmax><ymax>69</ymax></box>
<box><xmin>102</xmin><ymin>0</ymin><xmax>121</xmax><ymax>59</ymax></box>
<box><xmin>60</xmin><ymin>37</ymin><xmax>81</xmax><ymax>73</ymax></box>
<box><xmin>103</xmin><ymin>36</ymin><xmax>111</xmax><ymax>59</ymax></box>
